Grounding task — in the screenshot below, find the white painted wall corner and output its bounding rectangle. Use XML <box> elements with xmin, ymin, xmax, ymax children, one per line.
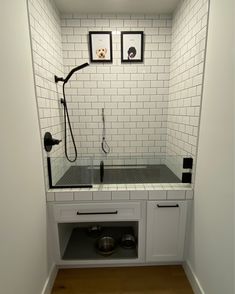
<box><xmin>41</xmin><ymin>264</ymin><xmax>58</xmax><ymax>294</ymax></box>
<box><xmin>183</xmin><ymin>261</ymin><xmax>205</xmax><ymax>294</ymax></box>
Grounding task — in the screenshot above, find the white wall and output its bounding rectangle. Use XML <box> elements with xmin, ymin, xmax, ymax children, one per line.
<box><xmin>234</xmin><ymin>11</ymin><xmax>235</xmax><ymax>292</ymax></box>
<box><xmin>185</xmin><ymin>0</ymin><xmax>234</xmax><ymax>293</ymax></box>
<box><xmin>0</xmin><ymin>1</ymin><xmax>53</xmax><ymax>293</ymax></box>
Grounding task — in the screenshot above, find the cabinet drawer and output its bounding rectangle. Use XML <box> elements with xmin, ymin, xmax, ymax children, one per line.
<box><xmin>53</xmin><ymin>202</ymin><xmax>141</xmax><ymax>222</ymax></box>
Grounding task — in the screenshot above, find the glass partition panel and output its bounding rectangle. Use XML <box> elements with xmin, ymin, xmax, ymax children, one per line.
<box><xmin>94</xmin><ymin>155</ymin><xmax>184</xmax><ymax>185</ymax></box>
<box><xmin>49</xmin><ymin>156</ymin><xmax>93</xmax><ymax>188</ymax></box>
<box><xmin>48</xmin><ymin>155</ymin><xmax>192</xmax><ymax>188</ymax></box>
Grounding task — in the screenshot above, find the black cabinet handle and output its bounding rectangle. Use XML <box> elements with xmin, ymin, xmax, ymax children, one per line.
<box><xmin>157</xmin><ymin>204</ymin><xmax>179</xmax><ymax>208</ymax></box>
<box><xmin>77</xmin><ymin>210</ymin><xmax>118</xmax><ymax>215</ymax></box>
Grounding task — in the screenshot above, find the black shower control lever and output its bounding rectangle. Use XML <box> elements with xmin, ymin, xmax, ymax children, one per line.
<box><xmin>44</xmin><ymin>132</ymin><xmax>62</xmax><ymax>152</ymax></box>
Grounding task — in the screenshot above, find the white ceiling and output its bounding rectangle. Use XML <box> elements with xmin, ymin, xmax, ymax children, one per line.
<box><xmin>54</xmin><ymin>0</ymin><xmax>180</xmax><ymax>14</ymax></box>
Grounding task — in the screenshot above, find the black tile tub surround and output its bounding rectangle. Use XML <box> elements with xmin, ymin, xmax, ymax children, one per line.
<box><xmin>55</xmin><ymin>164</ymin><xmax>181</xmax><ymax>187</ymax></box>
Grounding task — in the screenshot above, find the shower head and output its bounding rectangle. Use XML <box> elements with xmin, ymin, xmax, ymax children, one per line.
<box><xmin>54</xmin><ymin>62</ymin><xmax>89</xmax><ymax>84</ymax></box>
<box><xmin>64</xmin><ymin>62</ymin><xmax>89</xmax><ymax>83</ymax></box>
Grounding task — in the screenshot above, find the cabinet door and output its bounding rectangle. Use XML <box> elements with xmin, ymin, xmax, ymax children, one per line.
<box><xmin>146</xmin><ymin>201</ymin><xmax>187</xmax><ymax>262</ymax></box>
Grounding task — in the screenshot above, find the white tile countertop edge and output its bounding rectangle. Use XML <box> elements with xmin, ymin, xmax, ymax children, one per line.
<box><xmin>46</xmin><ymin>183</ymin><xmax>194</xmax><ymax>202</ymax></box>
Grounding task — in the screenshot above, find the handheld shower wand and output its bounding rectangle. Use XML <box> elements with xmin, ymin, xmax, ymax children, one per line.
<box><xmin>101</xmin><ymin>108</ymin><xmax>110</xmax><ymax>154</ymax></box>
<box><xmin>55</xmin><ymin>63</ymin><xmax>89</xmax><ymax>163</ymax></box>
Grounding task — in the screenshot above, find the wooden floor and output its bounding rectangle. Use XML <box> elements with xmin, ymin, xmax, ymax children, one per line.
<box><xmin>51</xmin><ymin>266</ymin><xmax>194</xmax><ymax>294</ymax></box>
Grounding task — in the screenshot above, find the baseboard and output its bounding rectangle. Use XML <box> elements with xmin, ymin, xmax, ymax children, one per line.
<box><xmin>58</xmin><ymin>261</ymin><xmax>182</xmax><ymax>269</ymax></box>
<box><xmin>183</xmin><ymin>261</ymin><xmax>205</xmax><ymax>294</ymax></box>
<box><xmin>41</xmin><ymin>263</ymin><xmax>58</xmax><ymax>294</ymax></box>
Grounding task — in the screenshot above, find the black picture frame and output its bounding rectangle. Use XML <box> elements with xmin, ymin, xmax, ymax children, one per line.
<box><xmin>89</xmin><ymin>31</ymin><xmax>113</xmax><ymax>63</ymax></box>
<box><xmin>121</xmin><ymin>31</ymin><xmax>144</xmax><ymax>63</ymax></box>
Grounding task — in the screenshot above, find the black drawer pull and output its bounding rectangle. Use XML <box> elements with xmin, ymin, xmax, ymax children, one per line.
<box><xmin>157</xmin><ymin>204</ymin><xmax>179</xmax><ymax>208</ymax></box>
<box><xmin>77</xmin><ymin>210</ymin><xmax>118</xmax><ymax>215</ymax></box>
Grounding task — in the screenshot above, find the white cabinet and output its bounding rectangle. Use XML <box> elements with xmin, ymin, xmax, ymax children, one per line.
<box><xmin>146</xmin><ymin>201</ymin><xmax>187</xmax><ymax>262</ymax></box>
<box><xmin>48</xmin><ymin>201</ymin><xmax>146</xmax><ymax>265</ymax></box>
<box><xmin>48</xmin><ymin>199</ymin><xmax>189</xmax><ymax>266</ymax></box>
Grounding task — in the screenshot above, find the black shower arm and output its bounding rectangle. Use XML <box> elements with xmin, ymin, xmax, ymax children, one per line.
<box><xmin>64</xmin><ymin>63</ymin><xmax>89</xmax><ymax>83</ymax></box>
<box><xmin>54</xmin><ymin>63</ymin><xmax>89</xmax><ymax>84</ymax></box>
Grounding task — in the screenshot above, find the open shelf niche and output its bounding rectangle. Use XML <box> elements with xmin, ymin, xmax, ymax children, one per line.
<box><xmin>58</xmin><ymin>221</ymin><xmax>138</xmax><ymax>261</ymax></box>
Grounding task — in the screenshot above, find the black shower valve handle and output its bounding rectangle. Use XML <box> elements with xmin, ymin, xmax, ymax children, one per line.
<box><xmin>51</xmin><ymin>138</ymin><xmax>62</xmax><ymax>145</ymax></box>
<box><xmin>44</xmin><ymin>132</ymin><xmax>62</xmax><ymax>152</ymax></box>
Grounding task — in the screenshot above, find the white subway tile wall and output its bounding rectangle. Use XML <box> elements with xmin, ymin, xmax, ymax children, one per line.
<box><xmin>28</xmin><ymin>0</ymin><xmax>209</xmax><ymax>188</ymax></box>
<box><xmin>60</xmin><ymin>14</ymin><xmax>172</xmax><ymax>160</ymax></box>
<box><xmin>28</xmin><ymin>0</ymin><xmax>67</xmax><ymax>186</ymax></box>
<box><xmin>166</xmin><ymin>0</ymin><xmax>209</xmax><ymax>178</ymax></box>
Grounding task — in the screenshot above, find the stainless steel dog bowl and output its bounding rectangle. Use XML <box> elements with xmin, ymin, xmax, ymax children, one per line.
<box><xmin>120</xmin><ymin>234</ymin><xmax>136</xmax><ymax>249</ymax></box>
<box><xmin>96</xmin><ymin>236</ymin><xmax>116</xmax><ymax>256</ymax></box>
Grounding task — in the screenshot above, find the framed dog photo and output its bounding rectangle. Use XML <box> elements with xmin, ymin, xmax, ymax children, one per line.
<box><xmin>89</xmin><ymin>31</ymin><xmax>113</xmax><ymax>63</ymax></box>
<box><xmin>121</xmin><ymin>31</ymin><xmax>144</xmax><ymax>63</ymax></box>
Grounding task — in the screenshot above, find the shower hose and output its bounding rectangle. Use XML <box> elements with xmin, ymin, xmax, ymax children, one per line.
<box><xmin>62</xmin><ymin>82</ymin><xmax>77</xmax><ymax>163</ymax></box>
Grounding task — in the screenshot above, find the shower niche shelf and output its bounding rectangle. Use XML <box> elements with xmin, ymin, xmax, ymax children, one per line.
<box><xmin>58</xmin><ymin>222</ymin><xmax>138</xmax><ymax>261</ymax></box>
